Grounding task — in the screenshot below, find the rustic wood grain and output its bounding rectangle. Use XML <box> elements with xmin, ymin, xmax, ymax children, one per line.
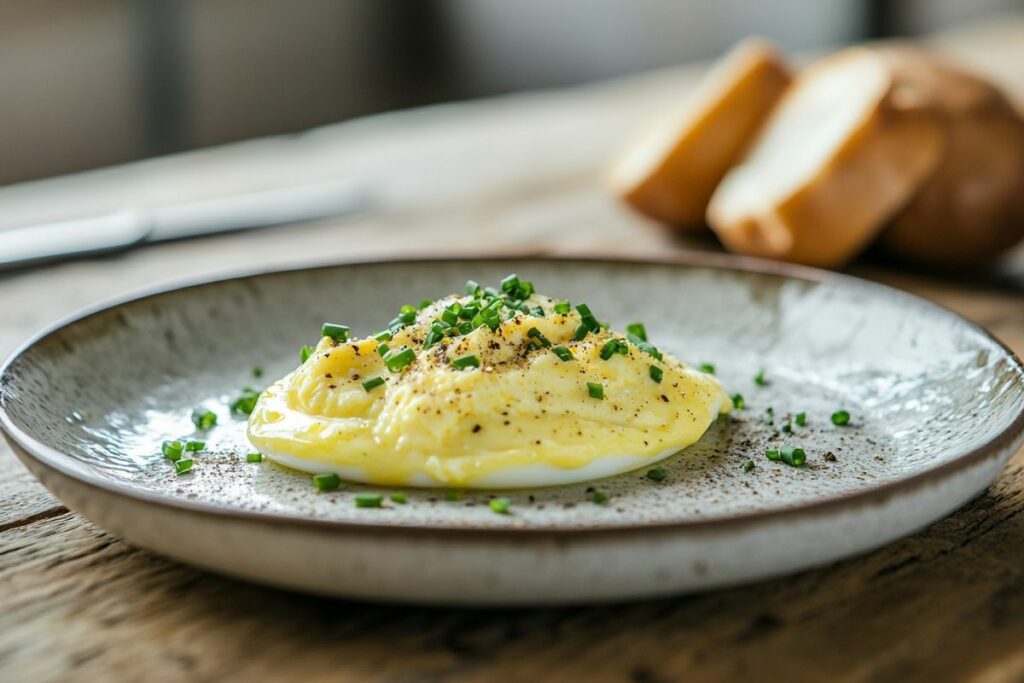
<box><xmin>3</xmin><ymin>15</ymin><xmax>1024</xmax><ymax>683</ymax></box>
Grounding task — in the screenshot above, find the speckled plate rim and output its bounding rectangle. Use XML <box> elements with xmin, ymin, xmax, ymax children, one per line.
<box><xmin>2</xmin><ymin>251</ymin><xmax>1023</xmax><ymax>539</ymax></box>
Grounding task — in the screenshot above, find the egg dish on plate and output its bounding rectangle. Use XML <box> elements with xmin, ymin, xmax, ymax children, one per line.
<box><xmin>247</xmin><ymin>275</ymin><xmax>729</xmax><ymax>488</ymax></box>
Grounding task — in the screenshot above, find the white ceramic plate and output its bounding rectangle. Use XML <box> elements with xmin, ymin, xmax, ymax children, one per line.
<box><xmin>2</xmin><ymin>255</ymin><xmax>1022</xmax><ymax>605</ymax></box>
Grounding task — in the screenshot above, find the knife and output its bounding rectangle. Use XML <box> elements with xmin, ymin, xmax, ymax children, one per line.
<box><xmin>0</xmin><ymin>178</ymin><xmax>366</xmax><ymax>270</ymax></box>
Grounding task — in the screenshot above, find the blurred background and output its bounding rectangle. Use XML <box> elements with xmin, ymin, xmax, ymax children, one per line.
<box><xmin>2</xmin><ymin>0</ymin><xmax>1022</xmax><ymax>187</ymax></box>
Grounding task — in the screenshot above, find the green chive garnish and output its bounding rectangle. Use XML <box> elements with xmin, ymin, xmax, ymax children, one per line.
<box><xmin>553</xmin><ymin>346</ymin><xmax>574</xmax><ymax>362</ymax></box>
<box><xmin>246</xmin><ymin>452</ymin><xmax>263</xmax><ymax>463</ymax></box>
<box><xmin>781</xmin><ymin>421</ymin><xmax>792</xmax><ymax>433</ymax></box>
<box><xmin>390</xmin><ymin>492</ymin><xmax>407</xmax><ymax>504</ymax></box>
<box><xmin>418</xmin><ymin>299</ymin><xmax>433</xmax><ymax>310</ymax></box>
<box><xmin>398</xmin><ymin>305</ymin><xmax>418</xmax><ymax>324</ymax></box>
<box><xmin>599</xmin><ymin>340</ymin><xmax>620</xmax><ymax>360</ymax></box>
<box><xmin>526</xmin><ymin>327</ymin><xmax>551</xmax><ymax>348</ymax></box>
<box><xmin>699</xmin><ymin>362</ymin><xmax>715</xmax><ymax>374</ymax></box>
<box><xmin>373</xmin><ymin>330</ymin><xmax>393</xmax><ymax>342</ymax></box>
<box><xmin>184</xmin><ymin>440</ymin><xmax>205</xmax><ymax>452</ymax></box>
<box><xmin>230</xmin><ymin>387</ymin><xmax>261</xmax><ymax>415</ymax></box>
<box><xmin>831</xmin><ymin>410</ymin><xmax>851</xmax><ymax>426</ymax></box>
<box><xmin>191</xmin><ymin>409</ymin><xmax>217</xmax><ymax>430</ymax></box>
<box><xmin>162</xmin><ymin>440</ymin><xmax>183</xmax><ymax>461</ymax></box>
<box><xmin>780</xmin><ymin>446</ymin><xmax>806</xmax><ymax>467</ymax></box>
<box><xmin>500</xmin><ymin>274</ymin><xmax>519</xmax><ymax>292</ymax></box>
<box><xmin>362</xmin><ymin>376</ymin><xmax>385</xmax><ymax>391</ymax></box>
<box><xmin>384</xmin><ymin>347</ymin><xmax>416</xmax><ymax>372</ymax></box>
<box><xmin>576</xmin><ymin>304</ymin><xmax>600</xmax><ymax>332</ymax></box>
<box><xmin>573</xmin><ymin>325</ymin><xmax>589</xmax><ymax>341</ymax></box>
<box><xmin>627</xmin><ymin>333</ymin><xmax>662</xmax><ymax>360</ymax></box>
<box><xmin>741</xmin><ymin>459</ymin><xmax>755</xmax><ymax>472</ymax></box>
<box><xmin>754</xmin><ymin>369</ymin><xmax>766</xmax><ymax>386</ymax></box>
<box><xmin>795</xmin><ymin>412</ymin><xmax>807</xmax><ymax>426</ymax></box>
<box><xmin>626</xmin><ymin>323</ymin><xmax>647</xmax><ymax>341</ymax></box>
<box><xmin>489</xmin><ymin>497</ymin><xmax>511</xmax><ymax>514</ymax></box>
<box><xmin>313</xmin><ymin>473</ymin><xmax>340</xmax><ymax>492</ymax></box>
<box><xmin>465</xmin><ymin>280</ymin><xmax>481</xmax><ymax>296</ymax></box>
<box><xmin>377</xmin><ymin>342</ymin><xmax>391</xmax><ymax>357</ymax></box>
<box><xmin>765</xmin><ymin>448</ymin><xmax>781</xmax><ymax>461</ymax></box>
<box><xmin>355</xmin><ymin>493</ymin><xmax>383</xmax><ymax>508</ymax></box>
<box><xmin>252</xmin><ymin>366</ymin><xmax>264</xmax><ymax>378</ymax></box>
<box><xmin>554</xmin><ymin>301</ymin><xmax>571</xmax><ymax>314</ymax></box>
<box><xmin>321</xmin><ymin>322</ymin><xmax>350</xmax><ymax>342</ymax></box>
<box><xmin>591</xmin><ymin>489</ymin><xmax>609</xmax><ymax>504</ymax></box>
<box><xmin>441</xmin><ymin>307</ymin><xmax>459</xmax><ymax>326</ymax></box>
<box><xmin>731</xmin><ymin>393</ymin><xmax>744</xmax><ymax>409</ymax></box>
<box><xmin>444</xmin><ymin>490</ymin><xmax>463</xmax><ymax>501</ymax></box>
<box><xmin>646</xmin><ymin>467</ymin><xmax>667</xmax><ymax>482</ymax></box>
<box><xmin>649</xmin><ymin>365</ymin><xmax>663</xmax><ymax>383</ymax></box>
<box><xmin>587</xmin><ymin>382</ymin><xmax>604</xmax><ymax>400</ymax></box>
<box><xmin>451</xmin><ymin>354</ymin><xmax>480</xmax><ymax>370</ymax></box>
<box><xmin>175</xmin><ymin>459</ymin><xmax>194</xmax><ymax>475</ymax></box>
<box><xmin>299</xmin><ymin>345</ymin><xmax>313</xmax><ymax>364</ymax></box>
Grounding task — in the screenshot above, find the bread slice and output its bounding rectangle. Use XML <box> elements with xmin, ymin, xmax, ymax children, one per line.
<box><xmin>607</xmin><ymin>39</ymin><xmax>791</xmax><ymax>231</ymax></box>
<box><xmin>876</xmin><ymin>48</ymin><xmax>1024</xmax><ymax>268</ymax></box>
<box><xmin>706</xmin><ymin>47</ymin><xmax>943</xmax><ymax>268</ymax></box>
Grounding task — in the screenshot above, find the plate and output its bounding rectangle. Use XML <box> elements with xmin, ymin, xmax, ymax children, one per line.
<box><xmin>2</xmin><ymin>255</ymin><xmax>1023</xmax><ymax>605</ymax></box>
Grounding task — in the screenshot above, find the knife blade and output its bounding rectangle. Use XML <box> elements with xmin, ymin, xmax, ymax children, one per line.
<box><xmin>0</xmin><ymin>178</ymin><xmax>366</xmax><ymax>271</ymax></box>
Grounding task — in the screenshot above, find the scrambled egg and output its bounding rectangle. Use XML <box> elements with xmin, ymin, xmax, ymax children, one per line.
<box><xmin>248</xmin><ymin>277</ymin><xmax>729</xmax><ymax>488</ymax></box>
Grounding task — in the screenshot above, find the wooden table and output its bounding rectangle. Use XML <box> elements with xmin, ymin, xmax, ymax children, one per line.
<box><xmin>3</xmin><ymin>17</ymin><xmax>1024</xmax><ymax>683</ymax></box>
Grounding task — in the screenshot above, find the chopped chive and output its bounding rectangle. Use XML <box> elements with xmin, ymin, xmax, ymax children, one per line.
<box><xmin>373</xmin><ymin>330</ymin><xmax>393</xmax><ymax>342</ymax></box>
<box><xmin>353</xmin><ymin>493</ymin><xmax>382</xmax><ymax>508</ymax></box>
<box><xmin>299</xmin><ymin>345</ymin><xmax>313</xmax><ymax>364</ymax></box>
<box><xmin>230</xmin><ymin>387</ymin><xmax>261</xmax><ymax>415</ymax></box>
<box><xmin>441</xmin><ymin>307</ymin><xmax>459</xmax><ymax>326</ymax></box>
<box><xmin>780</xmin><ymin>446</ymin><xmax>806</xmax><ymax>467</ymax></box>
<box><xmin>552</xmin><ymin>346</ymin><xmax>574</xmax><ymax>362</ymax></box>
<box><xmin>362</xmin><ymin>376</ymin><xmax>385</xmax><ymax>391</ymax></box>
<box><xmin>526</xmin><ymin>327</ymin><xmax>551</xmax><ymax>348</ymax></box>
<box><xmin>399</xmin><ymin>304</ymin><xmax>418</xmax><ymax>324</ymax></box>
<box><xmin>731</xmin><ymin>393</ymin><xmax>745</xmax><ymax>409</ymax></box>
<box><xmin>246</xmin><ymin>452</ymin><xmax>263</xmax><ymax>463</ymax></box>
<box><xmin>646</xmin><ymin>467</ymin><xmax>668</xmax><ymax>482</ymax></box>
<box><xmin>554</xmin><ymin>301</ymin><xmax>571</xmax><ymax>314</ymax></box>
<box><xmin>457</xmin><ymin>321</ymin><xmax>473</xmax><ymax>335</ymax></box>
<box><xmin>387</xmin><ymin>317</ymin><xmax>405</xmax><ymax>334</ymax></box>
<box><xmin>626</xmin><ymin>323</ymin><xmax>647</xmax><ymax>341</ymax></box>
<box><xmin>377</xmin><ymin>342</ymin><xmax>391</xmax><ymax>357</ymax></box>
<box><xmin>313</xmin><ymin>472</ymin><xmax>340</xmax><ymax>492</ymax></box>
<box><xmin>765</xmin><ymin>448</ymin><xmax>781</xmax><ymax>461</ymax></box>
<box><xmin>530</xmin><ymin>306</ymin><xmax>544</xmax><ymax>317</ymax></box>
<box><xmin>591</xmin><ymin>489</ymin><xmax>609</xmax><ymax>504</ymax></box>
<box><xmin>699</xmin><ymin>362</ymin><xmax>716</xmax><ymax>374</ymax></box>
<box><xmin>184</xmin><ymin>440</ymin><xmax>205</xmax><ymax>452</ymax></box>
<box><xmin>500</xmin><ymin>274</ymin><xmax>519</xmax><ymax>292</ymax></box>
<box><xmin>459</xmin><ymin>304</ymin><xmax>478</xmax><ymax>320</ymax></box>
<box><xmin>795</xmin><ymin>412</ymin><xmax>807</xmax><ymax>426</ymax></box>
<box><xmin>423</xmin><ymin>322</ymin><xmax>446</xmax><ymax>349</ymax></box>
<box><xmin>489</xmin><ymin>497</ymin><xmax>511</xmax><ymax>515</ymax></box>
<box><xmin>252</xmin><ymin>366</ymin><xmax>264</xmax><ymax>378</ymax></box>
<box><xmin>384</xmin><ymin>347</ymin><xmax>416</xmax><ymax>372</ymax></box>
<box><xmin>649</xmin><ymin>365</ymin><xmax>663</xmax><ymax>383</ymax></box>
<box><xmin>444</xmin><ymin>490</ymin><xmax>463</xmax><ymax>501</ymax></box>
<box><xmin>465</xmin><ymin>280</ymin><xmax>481</xmax><ymax>296</ymax></box>
<box><xmin>573</xmin><ymin>325</ymin><xmax>589</xmax><ymax>341</ymax></box>
<box><xmin>321</xmin><ymin>322</ymin><xmax>350</xmax><ymax>342</ymax></box>
<box><xmin>390</xmin><ymin>492</ymin><xmax>407</xmax><ymax>504</ymax></box>
<box><xmin>162</xmin><ymin>440</ymin><xmax>183</xmax><ymax>461</ymax></box>
<box><xmin>418</xmin><ymin>299</ymin><xmax>433</xmax><ymax>310</ymax></box>
<box><xmin>483</xmin><ymin>286</ymin><xmax>500</xmax><ymax>298</ymax></box>
<box><xmin>576</xmin><ymin>304</ymin><xmax>600</xmax><ymax>332</ymax></box>
<box><xmin>599</xmin><ymin>340</ymin><xmax>620</xmax><ymax>360</ymax></box>
<box><xmin>451</xmin><ymin>354</ymin><xmax>480</xmax><ymax>370</ymax></box>
<box><xmin>627</xmin><ymin>333</ymin><xmax>662</xmax><ymax>360</ymax></box>
<box><xmin>754</xmin><ymin>369</ymin><xmax>766</xmax><ymax>386</ymax></box>
<box><xmin>587</xmin><ymin>382</ymin><xmax>604</xmax><ymax>400</ymax></box>
<box><xmin>831</xmin><ymin>410</ymin><xmax>851</xmax><ymax>426</ymax></box>
<box><xmin>781</xmin><ymin>421</ymin><xmax>792</xmax><ymax>433</ymax></box>
<box><xmin>191</xmin><ymin>408</ymin><xmax>217</xmax><ymax>430</ymax></box>
<box><xmin>741</xmin><ymin>459</ymin><xmax>755</xmax><ymax>472</ymax></box>
<box><xmin>175</xmin><ymin>459</ymin><xmax>194</xmax><ymax>475</ymax></box>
